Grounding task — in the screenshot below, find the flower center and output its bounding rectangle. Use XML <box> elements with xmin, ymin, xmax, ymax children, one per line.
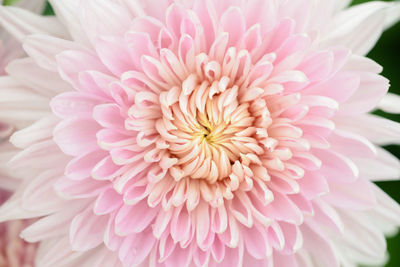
<box><xmin>198</xmin><ymin>120</ymin><xmax>218</xmax><ymax>143</ymax></box>
<box><xmin>158</xmin><ymin>73</ymin><xmax>264</xmax><ymax>186</ymax></box>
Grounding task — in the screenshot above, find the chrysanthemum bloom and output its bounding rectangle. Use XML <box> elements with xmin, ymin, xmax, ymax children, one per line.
<box><xmin>1</xmin><ymin>0</ymin><xmax>400</xmax><ymax>266</ymax></box>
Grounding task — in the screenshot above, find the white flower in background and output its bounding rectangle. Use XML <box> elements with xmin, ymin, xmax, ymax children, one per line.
<box><xmin>0</xmin><ymin>1</ymin><xmax>46</xmax><ymax>267</ymax></box>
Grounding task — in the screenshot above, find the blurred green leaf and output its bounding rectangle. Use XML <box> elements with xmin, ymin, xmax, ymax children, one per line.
<box><xmin>43</xmin><ymin>2</ymin><xmax>54</xmax><ymax>16</ymax></box>
<box><xmin>3</xmin><ymin>0</ymin><xmax>18</xmax><ymax>5</ymax></box>
<box><xmin>352</xmin><ymin>0</ymin><xmax>394</xmax><ymax>4</ymax></box>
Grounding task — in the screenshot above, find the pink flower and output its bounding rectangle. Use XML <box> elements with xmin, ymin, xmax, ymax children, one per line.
<box><xmin>0</xmin><ymin>189</ymin><xmax>37</xmax><ymax>267</ymax></box>
<box><xmin>0</xmin><ymin>0</ymin><xmax>400</xmax><ymax>266</ymax></box>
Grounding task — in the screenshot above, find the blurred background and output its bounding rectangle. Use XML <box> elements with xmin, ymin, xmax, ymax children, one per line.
<box><xmin>3</xmin><ymin>0</ymin><xmax>400</xmax><ymax>266</ymax></box>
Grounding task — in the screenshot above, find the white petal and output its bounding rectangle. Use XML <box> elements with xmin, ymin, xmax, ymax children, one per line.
<box><xmin>16</xmin><ymin>0</ymin><xmax>47</xmax><ymax>14</ymax></box>
<box><xmin>378</xmin><ymin>93</ymin><xmax>400</xmax><ymax>114</ymax></box>
<box><xmin>22</xmin><ymin>34</ymin><xmax>88</xmax><ymax>72</ymax></box>
<box><xmin>6</xmin><ymin>57</ymin><xmax>73</xmax><ymax>95</ymax></box>
<box><xmin>0</xmin><ymin>76</ymin><xmax>50</xmax><ymax>129</ymax></box>
<box><xmin>338</xmin><ymin>73</ymin><xmax>389</xmax><ymax>114</ymax></box>
<box><xmin>384</xmin><ymin>1</ymin><xmax>400</xmax><ymax>30</ymax></box>
<box><xmin>334</xmin><ymin>114</ymin><xmax>400</xmax><ymax>145</ymax></box>
<box><xmin>353</xmin><ymin>147</ymin><xmax>400</xmax><ymax>181</ymax></box>
<box><xmin>321</xmin><ymin>2</ymin><xmax>392</xmax><ymax>55</ymax></box>
<box><xmin>20</xmin><ymin>203</ymin><xmax>82</xmax><ymax>242</ymax></box>
<box><xmin>334</xmin><ymin>0</ymin><xmax>352</xmax><ymax>12</ymax></box>
<box><xmin>78</xmin><ymin>0</ymin><xmax>132</xmax><ymax>43</ymax></box>
<box><xmin>0</xmin><ymin>6</ymin><xmax>67</xmax><ymax>42</ymax></box>
<box><xmin>336</xmin><ymin>209</ymin><xmax>386</xmax><ymax>265</ymax></box>
<box><xmin>0</xmin><ymin>190</ymin><xmax>50</xmax><ymax>222</ymax></box>
<box><xmin>9</xmin><ymin>139</ymin><xmax>69</xmax><ymax>171</ymax></box>
<box><xmin>49</xmin><ymin>0</ymin><xmax>90</xmax><ymax>45</ymax></box>
<box><xmin>10</xmin><ymin>115</ymin><xmax>58</xmax><ymax>149</ymax></box>
<box><xmin>35</xmin><ymin>237</ymin><xmax>83</xmax><ymax>267</ymax></box>
<box><xmin>20</xmin><ymin>169</ymin><xmax>69</xmax><ymax>215</ymax></box>
<box><xmin>342</xmin><ymin>54</ymin><xmax>382</xmax><ymax>73</ymax></box>
<box><xmin>367</xmin><ymin>185</ymin><xmax>400</xmax><ymax>236</ymax></box>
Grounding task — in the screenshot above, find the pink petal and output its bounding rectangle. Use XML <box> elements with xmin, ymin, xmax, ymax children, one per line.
<box><xmin>54</xmin><ymin>176</ymin><xmax>108</xmax><ymax>199</ymax></box>
<box><xmin>94</xmin><ymin>187</ymin><xmax>123</xmax><ymax>215</ymax></box>
<box><xmin>243</xmin><ymin>224</ymin><xmax>268</xmax><ymax>259</ymax></box>
<box><xmin>298</xmin><ymin>172</ymin><xmax>329</xmax><ymax>199</ymax></box>
<box><xmin>53</xmin><ymin>118</ymin><xmax>100</xmax><ymax>156</ymax></box>
<box><xmin>313</xmin><ymin>149</ymin><xmax>358</xmax><ymax>183</ymax></box>
<box><xmin>65</xmin><ymin>150</ymin><xmax>108</xmax><ymax>180</ymax></box>
<box><xmin>70</xmin><ymin>206</ymin><xmax>109</xmax><ymax>251</ymax></box>
<box><xmin>220</xmin><ymin>7</ymin><xmax>246</xmax><ymax>47</ymax></box>
<box><xmin>93</xmin><ymin>103</ymin><xmax>125</xmax><ymax>130</ymax></box>
<box><xmin>56</xmin><ymin>50</ymin><xmax>109</xmax><ymax>89</ymax></box>
<box><xmin>118</xmin><ymin>230</ymin><xmax>155</xmax><ymax>267</ymax></box>
<box><xmin>51</xmin><ymin>92</ymin><xmax>105</xmax><ymax>119</ymax></box>
<box><xmin>301</xmin><ymin>223</ymin><xmax>339</xmax><ymax>267</ymax></box>
<box><xmin>324</xmin><ymin>177</ymin><xmax>376</xmax><ymax>210</ymax></box>
<box><xmin>265</xmin><ymin>192</ymin><xmax>303</xmax><ymax>225</ymax></box>
<box><xmin>115</xmin><ymin>200</ymin><xmax>159</xmax><ymax>235</ymax></box>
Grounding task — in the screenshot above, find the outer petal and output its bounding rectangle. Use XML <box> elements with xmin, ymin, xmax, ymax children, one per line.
<box><xmin>334</xmin><ymin>114</ymin><xmax>400</xmax><ymax>145</ymax></box>
<box><xmin>378</xmin><ymin>93</ymin><xmax>400</xmax><ymax>114</ymax></box>
<box><xmin>0</xmin><ymin>6</ymin><xmax>67</xmax><ymax>41</ymax></box>
<box><xmin>321</xmin><ymin>2</ymin><xmax>394</xmax><ymax>55</ymax></box>
<box><xmin>49</xmin><ymin>0</ymin><xmax>91</xmax><ymax>46</ymax></box>
<box><xmin>53</xmin><ymin>118</ymin><xmax>100</xmax><ymax>156</ymax></box>
<box><xmin>70</xmin><ymin>206</ymin><xmax>109</xmax><ymax>251</ymax></box>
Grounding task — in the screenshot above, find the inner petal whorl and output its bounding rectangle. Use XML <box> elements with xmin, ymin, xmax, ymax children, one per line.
<box><xmin>158</xmin><ymin>69</ymin><xmax>267</xmax><ymax>188</ymax></box>
<box><xmin>125</xmin><ymin>44</ymin><xmax>290</xmax><ymax>207</ymax></box>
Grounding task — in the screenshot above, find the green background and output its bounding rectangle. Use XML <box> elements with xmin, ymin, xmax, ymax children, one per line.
<box><xmin>3</xmin><ymin>0</ymin><xmax>400</xmax><ymax>266</ymax></box>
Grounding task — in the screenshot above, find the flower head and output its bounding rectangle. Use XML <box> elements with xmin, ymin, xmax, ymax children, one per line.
<box><xmin>1</xmin><ymin>0</ymin><xmax>400</xmax><ymax>266</ymax></box>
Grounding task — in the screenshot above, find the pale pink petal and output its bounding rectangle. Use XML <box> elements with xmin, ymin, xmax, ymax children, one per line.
<box><xmin>70</xmin><ymin>206</ymin><xmax>109</xmax><ymax>251</ymax></box>
<box><xmin>53</xmin><ymin>118</ymin><xmax>100</xmax><ymax>156</ymax></box>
